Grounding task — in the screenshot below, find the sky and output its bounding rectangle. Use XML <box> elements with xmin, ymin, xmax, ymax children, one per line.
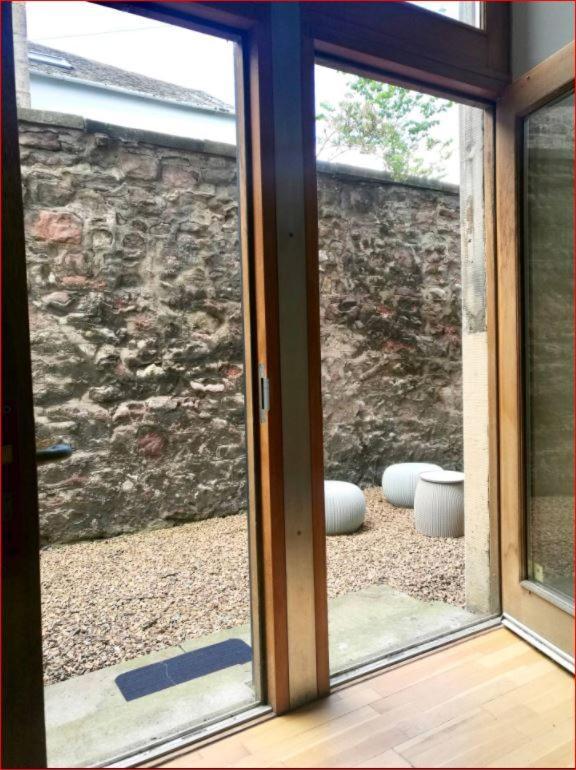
<box><xmin>408</xmin><ymin>1</ymin><xmax>480</xmax><ymax>24</ymax></box>
<box><xmin>24</xmin><ymin>1</ymin><xmax>465</xmax><ymax>183</ymax></box>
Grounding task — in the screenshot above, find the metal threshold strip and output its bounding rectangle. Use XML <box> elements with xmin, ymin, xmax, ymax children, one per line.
<box><xmin>102</xmin><ymin>704</ymin><xmax>273</xmax><ymax>769</ymax></box>
<box><xmin>502</xmin><ymin>614</ymin><xmax>575</xmax><ymax>674</ymax></box>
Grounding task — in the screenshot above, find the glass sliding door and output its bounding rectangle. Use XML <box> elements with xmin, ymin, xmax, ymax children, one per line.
<box><xmin>522</xmin><ymin>92</ymin><xmax>574</xmax><ymax>606</ymax></box>
<box><xmin>12</xmin><ymin>2</ymin><xmax>262</xmax><ymax>764</ymax></box>
<box><xmin>314</xmin><ymin>63</ymin><xmax>498</xmax><ymax>677</ymax></box>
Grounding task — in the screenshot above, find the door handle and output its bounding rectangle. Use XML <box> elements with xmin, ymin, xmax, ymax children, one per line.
<box><xmin>36</xmin><ymin>442</ymin><xmax>74</xmax><ymax>465</ymax></box>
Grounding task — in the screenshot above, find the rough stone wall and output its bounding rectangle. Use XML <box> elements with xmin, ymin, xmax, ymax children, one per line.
<box><xmin>20</xmin><ymin>111</ymin><xmax>247</xmax><ymax>544</ymax></box>
<box><xmin>319</xmin><ymin>164</ymin><xmax>462</xmax><ymax>486</ymax></box>
<box><xmin>19</xmin><ymin>111</ymin><xmax>462</xmax><ymax>543</ymax></box>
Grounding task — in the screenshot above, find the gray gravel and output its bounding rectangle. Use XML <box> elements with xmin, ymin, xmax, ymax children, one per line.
<box><xmin>41</xmin><ymin>487</ymin><xmax>464</xmax><ymax>685</ymax></box>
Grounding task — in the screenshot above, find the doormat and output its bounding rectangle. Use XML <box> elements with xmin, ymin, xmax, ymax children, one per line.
<box><xmin>115</xmin><ymin>638</ymin><xmax>252</xmax><ymax>701</ymax></box>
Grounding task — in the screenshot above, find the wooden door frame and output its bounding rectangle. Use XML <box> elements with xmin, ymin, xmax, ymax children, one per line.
<box><xmin>303</xmin><ymin>25</ymin><xmax>506</xmax><ymax>684</ymax></box>
<box><xmin>2</xmin><ymin>7</ymin><xmax>296</xmax><ymax>768</ymax></box>
<box><xmin>2</xmin><ymin>1</ymin><xmax>514</xmax><ymax>765</ymax></box>
<box><xmin>117</xmin><ymin>0</ymin><xmax>332</xmax><ymax>715</ymax></box>
<box><xmin>495</xmin><ymin>41</ymin><xmax>575</xmax><ymax>658</ymax></box>
<box><xmin>1</xmin><ymin>3</ymin><xmax>48</xmax><ymax>767</ymax></box>
<box><xmin>3</xmin><ymin>0</ymin><xmax>330</xmax><ymax>737</ymax></box>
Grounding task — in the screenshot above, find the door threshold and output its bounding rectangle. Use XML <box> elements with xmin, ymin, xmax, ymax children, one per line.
<box><xmin>330</xmin><ymin>615</ymin><xmax>502</xmax><ymax>691</ymax></box>
<box><xmin>104</xmin><ymin>704</ymin><xmax>273</xmax><ymax>769</ymax></box>
<box><xmin>120</xmin><ymin>617</ymin><xmax>506</xmax><ymax>767</ymax></box>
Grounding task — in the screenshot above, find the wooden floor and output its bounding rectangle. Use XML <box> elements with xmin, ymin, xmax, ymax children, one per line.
<box><xmin>156</xmin><ymin>629</ymin><xmax>575</xmax><ymax>769</ymax></box>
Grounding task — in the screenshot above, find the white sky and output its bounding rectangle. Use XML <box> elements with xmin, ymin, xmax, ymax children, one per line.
<box><xmin>25</xmin><ymin>1</ymin><xmax>464</xmax><ymax>182</ymax></box>
<box><xmin>25</xmin><ymin>1</ymin><xmax>238</xmax><ymax>103</ymax></box>
<box><xmin>408</xmin><ymin>1</ymin><xmax>479</xmax><ymax>23</ymax></box>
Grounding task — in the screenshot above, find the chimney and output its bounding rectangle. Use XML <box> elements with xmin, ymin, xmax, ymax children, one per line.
<box><xmin>12</xmin><ymin>2</ymin><xmax>31</xmax><ymax>109</ymax></box>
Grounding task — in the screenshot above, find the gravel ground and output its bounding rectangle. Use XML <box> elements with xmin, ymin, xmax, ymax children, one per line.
<box><xmin>41</xmin><ymin>487</ymin><xmax>464</xmax><ymax>685</ymax></box>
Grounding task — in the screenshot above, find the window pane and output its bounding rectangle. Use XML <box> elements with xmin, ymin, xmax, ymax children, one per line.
<box><xmin>523</xmin><ymin>92</ymin><xmax>574</xmax><ymax>601</ymax></box>
<box><xmin>407</xmin><ymin>2</ymin><xmax>482</xmax><ymax>28</ymax></box>
<box><xmin>315</xmin><ymin>64</ymin><xmax>497</xmax><ymax>677</ymax></box>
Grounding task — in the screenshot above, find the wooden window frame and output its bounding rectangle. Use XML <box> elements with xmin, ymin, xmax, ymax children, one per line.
<box><xmin>302</xmin><ymin>1</ymin><xmax>510</xmax><ymax>103</ymax></box>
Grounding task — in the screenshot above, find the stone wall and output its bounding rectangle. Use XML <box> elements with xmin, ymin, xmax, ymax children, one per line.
<box><xmin>318</xmin><ymin>163</ymin><xmax>462</xmax><ymax>486</ymax></box>
<box><xmin>19</xmin><ymin>110</ymin><xmax>462</xmax><ymax>543</ymax></box>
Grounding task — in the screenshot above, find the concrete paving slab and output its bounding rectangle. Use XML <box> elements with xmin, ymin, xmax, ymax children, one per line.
<box><xmin>44</xmin><ymin>625</ymin><xmax>255</xmax><ymax>768</ymax></box>
<box><xmin>328</xmin><ymin>583</ymin><xmax>478</xmax><ymax>673</ymax></box>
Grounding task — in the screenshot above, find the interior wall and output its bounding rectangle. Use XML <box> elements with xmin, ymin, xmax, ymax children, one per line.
<box><xmin>511</xmin><ymin>1</ymin><xmax>575</xmax><ymax>78</ymax></box>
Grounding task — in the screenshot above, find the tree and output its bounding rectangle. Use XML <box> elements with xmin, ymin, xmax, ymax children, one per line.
<box><xmin>317</xmin><ymin>77</ymin><xmax>453</xmax><ymax>181</ymax></box>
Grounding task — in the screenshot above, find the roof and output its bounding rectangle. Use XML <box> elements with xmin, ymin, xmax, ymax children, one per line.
<box><xmin>27</xmin><ymin>42</ymin><xmax>234</xmax><ymax>115</ymax></box>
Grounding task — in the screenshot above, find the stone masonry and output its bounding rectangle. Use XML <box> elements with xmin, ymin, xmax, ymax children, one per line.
<box><xmin>19</xmin><ymin>110</ymin><xmax>462</xmax><ymax>543</ymax></box>
<box><xmin>318</xmin><ymin>163</ymin><xmax>462</xmax><ymax>487</ymax></box>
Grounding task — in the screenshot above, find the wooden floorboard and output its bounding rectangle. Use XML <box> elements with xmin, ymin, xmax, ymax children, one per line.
<box><xmin>155</xmin><ymin>629</ymin><xmax>575</xmax><ymax>769</ymax></box>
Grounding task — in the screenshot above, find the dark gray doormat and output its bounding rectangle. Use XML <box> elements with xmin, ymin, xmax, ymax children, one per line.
<box><xmin>115</xmin><ymin>639</ymin><xmax>252</xmax><ymax>701</ymax></box>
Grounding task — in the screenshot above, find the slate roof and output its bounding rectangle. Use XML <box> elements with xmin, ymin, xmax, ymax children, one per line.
<box><xmin>27</xmin><ymin>42</ymin><xmax>234</xmax><ymax>114</ymax></box>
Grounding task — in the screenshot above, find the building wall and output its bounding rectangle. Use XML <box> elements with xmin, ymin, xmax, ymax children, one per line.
<box><xmin>19</xmin><ymin>109</ymin><xmax>462</xmax><ymax>543</ymax></box>
<box><xmin>511</xmin><ymin>1</ymin><xmax>575</xmax><ymax>78</ymax></box>
<box><xmin>30</xmin><ymin>74</ymin><xmax>237</xmax><ymax>144</ymax></box>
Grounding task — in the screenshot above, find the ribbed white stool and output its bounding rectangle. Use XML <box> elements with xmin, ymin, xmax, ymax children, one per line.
<box><xmin>414</xmin><ymin>470</ymin><xmax>464</xmax><ymax>538</ymax></box>
<box><xmin>324</xmin><ymin>481</ymin><xmax>365</xmax><ymax>535</ymax></box>
<box><xmin>382</xmin><ymin>462</ymin><xmax>442</xmax><ymax>508</ymax></box>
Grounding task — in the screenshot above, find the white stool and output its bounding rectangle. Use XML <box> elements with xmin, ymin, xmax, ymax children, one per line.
<box><xmin>382</xmin><ymin>462</ymin><xmax>442</xmax><ymax>508</ymax></box>
<box><xmin>414</xmin><ymin>470</ymin><xmax>464</xmax><ymax>538</ymax></box>
<box><xmin>324</xmin><ymin>481</ymin><xmax>365</xmax><ymax>535</ymax></box>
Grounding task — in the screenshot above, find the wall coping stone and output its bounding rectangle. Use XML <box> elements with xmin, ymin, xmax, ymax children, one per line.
<box><xmin>18</xmin><ymin>106</ymin><xmax>459</xmax><ymax>194</ymax></box>
<box><xmin>316</xmin><ymin>160</ymin><xmax>459</xmax><ymax>194</ymax></box>
<box><xmin>17</xmin><ymin>107</ymin><xmax>237</xmax><ymax>159</ymax></box>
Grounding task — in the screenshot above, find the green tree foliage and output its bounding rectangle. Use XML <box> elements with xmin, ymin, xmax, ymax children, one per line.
<box><xmin>317</xmin><ymin>77</ymin><xmax>453</xmax><ymax>180</ymax></box>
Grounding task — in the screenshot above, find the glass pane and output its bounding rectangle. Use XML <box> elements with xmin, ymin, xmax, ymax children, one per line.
<box><xmin>523</xmin><ymin>92</ymin><xmax>574</xmax><ymax>602</ymax></box>
<box><xmin>315</xmin><ymin>65</ymin><xmax>497</xmax><ymax>677</ymax></box>
<box><xmin>14</xmin><ymin>2</ymin><xmax>260</xmax><ymax>765</ymax></box>
<box><xmin>407</xmin><ymin>1</ymin><xmax>482</xmax><ymax>27</ymax></box>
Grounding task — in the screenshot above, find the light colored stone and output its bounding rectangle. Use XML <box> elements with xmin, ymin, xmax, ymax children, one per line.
<box><xmin>32</xmin><ymin>210</ymin><xmax>82</xmax><ymax>244</ymax></box>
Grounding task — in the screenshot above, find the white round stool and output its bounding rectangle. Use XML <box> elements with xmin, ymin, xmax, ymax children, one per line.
<box><xmin>414</xmin><ymin>470</ymin><xmax>464</xmax><ymax>538</ymax></box>
<box><xmin>382</xmin><ymin>462</ymin><xmax>442</xmax><ymax>508</ymax></box>
<box><xmin>324</xmin><ymin>481</ymin><xmax>365</xmax><ymax>535</ymax></box>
